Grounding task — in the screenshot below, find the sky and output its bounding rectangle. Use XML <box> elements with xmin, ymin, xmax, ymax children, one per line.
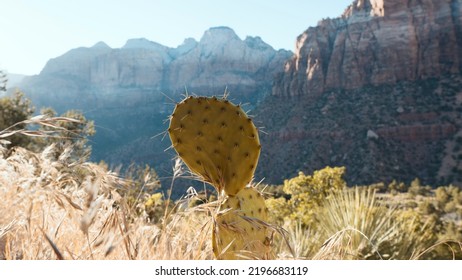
<box><xmin>0</xmin><ymin>0</ymin><xmax>353</xmax><ymax>76</ymax></box>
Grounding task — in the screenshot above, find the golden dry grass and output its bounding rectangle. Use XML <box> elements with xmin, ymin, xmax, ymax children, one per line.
<box><xmin>0</xmin><ymin>143</ymin><xmax>218</xmax><ymax>260</ymax></box>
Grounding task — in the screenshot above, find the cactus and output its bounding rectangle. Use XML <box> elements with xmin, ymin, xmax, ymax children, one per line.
<box><xmin>168</xmin><ymin>95</ymin><xmax>272</xmax><ymax>259</ymax></box>
<box><xmin>212</xmin><ymin>187</ymin><xmax>272</xmax><ymax>260</ymax></box>
<box><xmin>168</xmin><ymin>96</ymin><xmax>260</xmax><ymax>195</ymax></box>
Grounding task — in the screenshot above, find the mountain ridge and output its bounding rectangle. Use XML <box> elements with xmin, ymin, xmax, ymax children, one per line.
<box><xmin>22</xmin><ymin>26</ymin><xmax>291</xmax><ymax>110</ymax></box>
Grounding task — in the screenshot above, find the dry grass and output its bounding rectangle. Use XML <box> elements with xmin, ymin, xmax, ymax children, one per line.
<box><xmin>0</xmin><ymin>141</ymin><xmax>216</xmax><ymax>260</ymax></box>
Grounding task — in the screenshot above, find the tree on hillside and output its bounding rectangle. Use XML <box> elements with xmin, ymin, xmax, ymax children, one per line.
<box><xmin>0</xmin><ymin>90</ymin><xmax>35</xmax><ymax>148</ymax></box>
<box><xmin>0</xmin><ymin>70</ymin><xmax>6</xmax><ymax>92</ymax></box>
<box><xmin>0</xmin><ymin>79</ymin><xmax>95</xmax><ymax>159</ymax></box>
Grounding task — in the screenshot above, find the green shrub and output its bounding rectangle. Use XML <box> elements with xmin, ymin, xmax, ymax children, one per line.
<box><xmin>419</xmin><ymin>200</ymin><xmax>437</xmax><ymax>215</ymax></box>
<box><xmin>266</xmin><ymin>166</ymin><xmax>346</xmax><ymax>228</ymax></box>
<box><xmin>387</xmin><ymin>180</ymin><xmax>408</xmax><ymax>194</ymax></box>
<box><xmin>435</xmin><ymin>185</ymin><xmax>462</xmax><ymax>213</ymax></box>
<box><xmin>408</xmin><ymin>178</ymin><xmax>432</xmax><ymax>197</ymax></box>
<box><xmin>390</xmin><ymin>209</ymin><xmax>439</xmax><ymax>259</ymax></box>
<box><xmin>0</xmin><ymin>91</ymin><xmax>34</xmax><ymax>148</ymax></box>
<box><xmin>144</xmin><ymin>193</ymin><xmax>166</xmax><ymax>223</ymax></box>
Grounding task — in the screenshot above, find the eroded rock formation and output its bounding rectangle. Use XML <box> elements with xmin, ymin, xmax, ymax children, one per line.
<box><xmin>273</xmin><ymin>0</ymin><xmax>462</xmax><ymax>97</ymax></box>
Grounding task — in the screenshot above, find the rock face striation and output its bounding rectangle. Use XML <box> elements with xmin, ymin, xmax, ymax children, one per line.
<box><xmin>273</xmin><ymin>0</ymin><xmax>462</xmax><ymax>97</ymax></box>
<box><xmin>256</xmin><ymin>0</ymin><xmax>462</xmax><ymax>187</ymax></box>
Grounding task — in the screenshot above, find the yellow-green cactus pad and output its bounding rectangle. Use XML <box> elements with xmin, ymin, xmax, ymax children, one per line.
<box><xmin>168</xmin><ymin>96</ymin><xmax>261</xmax><ymax>195</ymax></box>
<box><xmin>212</xmin><ymin>187</ymin><xmax>271</xmax><ymax>260</ymax></box>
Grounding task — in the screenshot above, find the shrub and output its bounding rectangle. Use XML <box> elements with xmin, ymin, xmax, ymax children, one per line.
<box><xmin>390</xmin><ymin>209</ymin><xmax>439</xmax><ymax>259</ymax></box>
<box><xmin>419</xmin><ymin>200</ymin><xmax>437</xmax><ymax>215</ymax></box>
<box><xmin>0</xmin><ymin>91</ymin><xmax>34</xmax><ymax>148</ymax></box>
<box><xmin>387</xmin><ymin>180</ymin><xmax>407</xmax><ymax>194</ymax></box>
<box><xmin>266</xmin><ymin>166</ymin><xmax>346</xmax><ymax>228</ymax></box>
<box><xmin>408</xmin><ymin>178</ymin><xmax>432</xmax><ymax>197</ymax></box>
<box><xmin>144</xmin><ymin>193</ymin><xmax>166</xmax><ymax>224</ymax></box>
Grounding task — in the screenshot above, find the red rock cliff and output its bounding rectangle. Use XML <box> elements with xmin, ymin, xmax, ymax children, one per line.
<box><xmin>273</xmin><ymin>0</ymin><xmax>462</xmax><ymax>97</ymax></box>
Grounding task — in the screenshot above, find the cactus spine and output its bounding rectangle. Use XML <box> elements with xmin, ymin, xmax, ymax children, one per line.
<box><xmin>168</xmin><ymin>95</ymin><xmax>272</xmax><ymax>259</ymax></box>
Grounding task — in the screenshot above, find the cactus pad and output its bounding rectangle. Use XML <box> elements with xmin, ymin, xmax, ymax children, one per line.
<box><xmin>212</xmin><ymin>187</ymin><xmax>272</xmax><ymax>260</ymax></box>
<box><xmin>168</xmin><ymin>96</ymin><xmax>261</xmax><ymax>195</ymax></box>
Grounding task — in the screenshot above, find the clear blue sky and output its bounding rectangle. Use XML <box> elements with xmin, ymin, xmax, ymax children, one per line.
<box><xmin>0</xmin><ymin>0</ymin><xmax>353</xmax><ymax>75</ymax></box>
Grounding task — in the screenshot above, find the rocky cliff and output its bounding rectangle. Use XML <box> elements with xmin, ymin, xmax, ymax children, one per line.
<box><xmin>22</xmin><ymin>26</ymin><xmax>291</xmax><ymax>111</ymax></box>
<box><xmin>273</xmin><ymin>0</ymin><xmax>462</xmax><ymax>97</ymax></box>
<box><xmin>256</xmin><ymin>0</ymin><xmax>462</xmax><ymax>187</ymax></box>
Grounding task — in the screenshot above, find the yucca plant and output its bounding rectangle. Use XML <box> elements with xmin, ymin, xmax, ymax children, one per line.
<box><xmin>313</xmin><ymin>187</ymin><xmax>446</xmax><ymax>259</ymax></box>
<box><xmin>315</xmin><ymin>187</ymin><xmax>398</xmax><ymax>259</ymax></box>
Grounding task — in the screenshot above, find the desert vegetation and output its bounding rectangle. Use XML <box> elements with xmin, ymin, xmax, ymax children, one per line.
<box><xmin>0</xmin><ymin>90</ymin><xmax>461</xmax><ymax>260</ymax></box>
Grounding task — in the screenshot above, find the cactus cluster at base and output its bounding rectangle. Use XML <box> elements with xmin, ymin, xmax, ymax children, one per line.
<box><xmin>168</xmin><ymin>95</ymin><xmax>272</xmax><ymax>260</ymax></box>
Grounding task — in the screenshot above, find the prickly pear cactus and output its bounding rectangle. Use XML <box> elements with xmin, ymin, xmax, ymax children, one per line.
<box><xmin>212</xmin><ymin>187</ymin><xmax>272</xmax><ymax>260</ymax></box>
<box><xmin>168</xmin><ymin>96</ymin><xmax>261</xmax><ymax>195</ymax></box>
<box><xmin>167</xmin><ymin>95</ymin><xmax>272</xmax><ymax>260</ymax></box>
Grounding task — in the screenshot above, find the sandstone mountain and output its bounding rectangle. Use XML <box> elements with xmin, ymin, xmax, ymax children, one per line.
<box><xmin>14</xmin><ymin>27</ymin><xmax>291</xmax><ymax>194</ymax></box>
<box><xmin>256</xmin><ymin>0</ymin><xmax>462</xmax><ymax>187</ymax></box>
<box><xmin>21</xmin><ymin>26</ymin><xmax>291</xmax><ymax>111</ymax></box>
